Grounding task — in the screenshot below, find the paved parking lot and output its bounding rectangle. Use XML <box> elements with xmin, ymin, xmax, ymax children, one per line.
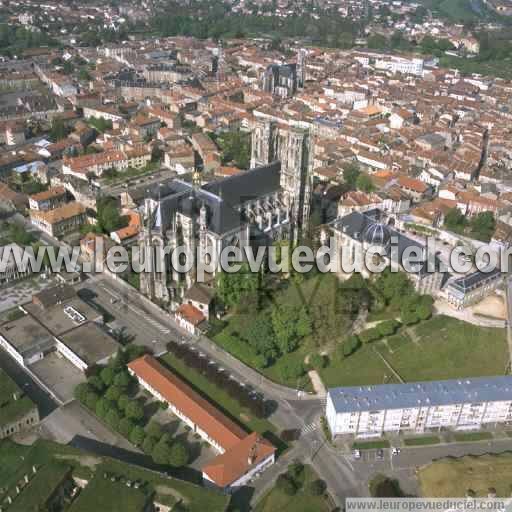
<box><xmin>343</xmin><ymin>437</ymin><xmax>512</xmax><ymax>497</ymax></box>
<box><xmin>30</xmin><ymin>352</ymin><xmax>86</xmax><ymax>403</ymax></box>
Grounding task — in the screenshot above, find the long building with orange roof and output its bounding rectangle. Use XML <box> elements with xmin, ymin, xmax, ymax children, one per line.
<box><xmin>127</xmin><ymin>355</ymin><xmax>275</xmax><ymax>491</ymax></box>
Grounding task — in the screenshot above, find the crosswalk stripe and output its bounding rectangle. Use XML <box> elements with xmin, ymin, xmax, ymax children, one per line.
<box><xmin>301</xmin><ymin>422</ymin><xmax>318</xmax><ymax>434</ymax></box>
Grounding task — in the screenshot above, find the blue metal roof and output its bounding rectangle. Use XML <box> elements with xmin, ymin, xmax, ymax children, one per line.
<box><xmin>328</xmin><ymin>376</ymin><xmax>512</xmax><ymax>413</ymax></box>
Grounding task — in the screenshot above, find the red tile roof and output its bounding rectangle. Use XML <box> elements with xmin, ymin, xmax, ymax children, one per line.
<box><xmin>176</xmin><ymin>303</ymin><xmax>205</xmax><ymax>326</ymax></box>
<box><xmin>128</xmin><ymin>356</ymin><xmax>276</xmax><ymax>488</ymax></box>
<box><xmin>202</xmin><ymin>432</ymin><xmax>275</xmax><ymax>488</ymax></box>
<box><xmin>128</xmin><ymin>356</ymin><xmax>247</xmax><ymax>450</ymax></box>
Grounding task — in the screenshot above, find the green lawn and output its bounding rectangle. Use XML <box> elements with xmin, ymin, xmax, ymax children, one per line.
<box><xmin>0</xmin><ymin>439</ymin><xmax>229</xmax><ymax>512</ymax></box>
<box><xmin>385</xmin><ymin>316</ymin><xmax>507</xmax><ymax>382</ymax></box>
<box><xmin>438</xmin><ymin>0</ymin><xmax>480</xmax><ymax>20</ymax></box>
<box><xmin>453</xmin><ymin>432</ymin><xmax>493</xmax><ymax>443</ymax></box>
<box><xmin>8</xmin><ymin>462</ymin><xmax>71</xmax><ymax>512</ymax></box>
<box><xmin>404</xmin><ymin>436</ymin><xmax>440</xmax><ymax>446</ymax></box>
<box><xmin>254</xmin><ymin>465</ymin><xmax>330</xmax><ymax>512</ymax></box>
<box><xmin>160</xmin><ymin>354</ymin><xmax>277</xmax><ymax>436</ymax></box>
<box><xmin>320</xmin><ymin>316</ymin><xmax>507</xmax><ymax>388</ymax></box>
<box><xmin>0</xmin><ymin>369</ymin><xmax>36</xmax><ymax>425</ymax></box>
<box><xmin>319</xmin><ymin>343</ymin><xmax>399</xmax><ymax>388</ymax></box>
<box><xmin>352</xmin><ymin>440</ymin><xmax>390</xmax><ymax>450</ymax></box>
<box><xmin>213</xmin><ymin>314</ymin><xmax>313</xmax><ymax>391</ymax></box>
<box><xmin>419</xmin><ymin>453</ymin><xmax>512</xmax><ymax>497</ymax></box>
<box><xmin>69</xmin><ymin>473</ymin><xmax>149</xmax><ymax>512</ymax></box>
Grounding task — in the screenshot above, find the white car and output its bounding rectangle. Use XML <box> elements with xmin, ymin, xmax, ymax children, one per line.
<box><xmin>391</xmin><ymin>447</ymin><xmax>401</xmax><ymax>456</ymax></box>
<box><xmin>353</xmin><ymin>449</ymin><xmax>361</xmax><ymax>460</ymax></box>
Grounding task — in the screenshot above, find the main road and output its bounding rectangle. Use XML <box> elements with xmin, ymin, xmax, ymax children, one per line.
<box><xmin>78</xmin><ymin>274</ymin><xmax>360</xmax><ymax>504</ymax></box>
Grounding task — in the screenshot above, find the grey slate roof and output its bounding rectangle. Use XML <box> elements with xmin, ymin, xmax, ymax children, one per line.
<box><xmin>152</xmin><ymin>162</ymin><xmax>281</xmax><ymax>235</ymax></box>
<box><xmin>449</xmin><ymin>267</ymin><xmax>503</xmax><ymax>294</ymax></box>
<box><xmin>328</xmin><ymin>376</ymin><xmax>512</xmax><ymax>413</ymax></box>
<box><xmin>331</xmin><ymin>210</ymin><xmax>433</xmax><ymax>274</ymax></box>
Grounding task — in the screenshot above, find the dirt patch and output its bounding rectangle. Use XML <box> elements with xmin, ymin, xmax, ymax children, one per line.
<box><xmin>154</xmin><ymin>484</ymin><xmax>189</xmax><ymax>504</ymax></box>
<box><xmin>472</xmin><ymin>294</ymin><xmax>506</xmax><ymax>320</ymax></box>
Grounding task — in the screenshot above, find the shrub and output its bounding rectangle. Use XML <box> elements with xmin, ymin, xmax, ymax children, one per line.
<box><xmin>276</xmin><ymin>474</ymin><xmax>297</xmax><ymax>496</ymax></box>
<box><xmin>105</xmin><ymin>385</ymin><xmax>123</xmax><ymax>402</ymax></box>
<box><xmin>280</xmin><ymin>360</ymin><xmax>305</xmax><ymax>381</ymax></box>
<box><xmin>118</xmin><ymin>417</ymin><xmax>135</xmax><ymax>437</ymax></box>
<box><xmin>142</xmin><ymin>436</ymin><xmax>157</xmax><ymax>455</ymax></box>
<box><xmin>129</xmin><ymin>425</ymin><xmax>145</xmax><ymax>446</ymax></box>
<box><xmin>376</xmin><ymin>320</ymin><xmax>400</xmax><ymax>337</ymax></box>
<box><xmin>169</xmin><ymin>441</ymin><xmax>189</xmax><ymax>467</ymax></box>
<box><xmin>309</xmin><ymin>353</ymin><xmax>326</xmax><ymax>369</ymax></box>
<box><xmin>358</xmin><ymin>328</ymin><xmax>381</xmax><ymax>344</ymax></box>
<box><xmin>280</xmin><ymin>429</ymin><xmax>301</xmax><ymax>442</ymax></box>
<box><xmin>309</xmin><ymin>479</ymin><xmax>327</xmax><ymax>496</ymax></box>
<box><xmin>287</xmin><ymin>462</ymin><xmax>304</xmax><ymax>483</ymax></box>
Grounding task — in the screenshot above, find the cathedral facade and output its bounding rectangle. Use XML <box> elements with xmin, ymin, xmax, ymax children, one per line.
<box><xmin>139</xmin><ymin>121</ymin><xmax>314</xmax><ymax>304</ymax></box>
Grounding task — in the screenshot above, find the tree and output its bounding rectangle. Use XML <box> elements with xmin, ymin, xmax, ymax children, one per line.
<box><xmin>125</xmin><ymin>344</ymin><xmax>147</xmax><ymax>362</ymax></box>
<box><xmin>169</xmin><ymin>441</ymin><xmax>189</xmax><ymax>467</ymax></box>
<box><xmin>216</xmin><ymin>130</ymin><xmax>251</xmax><ymax>169</ymax></box>
<box><xmin>242</xmin><ymin>314</ymin><xmax>278</xmax><ymax>366</ymax></box>
<box><xmin>342</xmin><ymin>162</ymin><xmax>360</xmax><ymax>188</ymax></box>
<box><xmin>356</xmin><ymin>173</ymin><xmax>374</xmax><ymax>193</ymax></box>
<box><xmin>50</xmin><ymin>117</ymin><xmax>68</xmax><ymax>142</ymax></box>
<box><xmin>309</xmin><ymin>353</ymin><xmax>326</xmax><ymax>369</ymax></box>
<box><xmin>88</xmin><ymin>375</ymin><xmax>105</xmax><ymax>392</ymax></box>
<box><xmin>85</xmin><ymin>391</ymin><xmax>100</xmax><ymax>410</ymax></box>
<box><xmin>376</xmin><ymin>320</ymin><xmax>400</xmax><ymax>338</ymax></box>
<box><xmin>79</xmin><ymin>67</ymin><xmax>91</xmax><ymax>81</ymax></box>
<box><xmin>113</xmin><ymin>371</ymin><xmax>132</xmax><ymax>389</ymax></box>
<box><xmin>105</xmin><ymin>385</ymin><xmax>123</xmax><ymax>402</ymax></box>
<box><xmin>216</xmin><ymin>263</ymin><xmax>260</xmax><ymax>308</ymax></box>
<box><xmin>95</xmin><ymin>398</ymin><xmax>114</xmax><ymax>419</ymax></box>
<box><xmin>309</xmin><ymin>479</ymin><xmax>327</xmax><ymax>496</ymax></box>
<box><xmin>105</xmin><ymin>408</ymin><xmax>121</xmax><ymax>430</ymax></box>
<box><xmin>125</xmin><ymin>400</ymin><xmax>144</xmax><ymax>421</ymax></box>
<box><xmin>100</xmin><ymin>367</ymin><xmax>116</xmax><ymax>387</ymax></box>
<box><xmin>118</xmin><ymin>417</ymin><xmax>135</xmax><ymax>437</ymax></box>
<box><xmin>469</xmin><ymin>211</ymin><xmax>495</xmax><ymax>242</ymax></box>
<box><xmin>444</xmin><ymin>207</ymin><xmax>467</xmax><ymax>234</ymax></box>
<box><xmin>276</xmin><ymin>474</ymin><xmax>297</xmax><ymax>496</ymax></box>
<box><xmin>129</xmin><ymin>425</ymin><xmax>146</xmax><ymax>446</ymax></box>
<box><xmin>280</xmin><ymin>360</ymin><xmax>305</xmax><ymax>382</ymax></box>
<box><xmin>142</xmin><ymin>436</ymin><xmax>157</xmax><ymax>454</ymax></box>
<box><xmin>374</xmin><ymin>269</ymin><xmax>414</xmax><ymax>307</ymax></box>
<box><xmin>74</xmin><ymin>383</ymin><xmax>91</xmax><ymax>403</ymax></box>
<box><xmin>271</xmin><ymin>304</ymin><xmax>311</xmax><ymax>354</ymax></box>
<box><xmin>152</xmin><ymin>439</ymin><xmax>172</xmax><ymax>465</ymax></box>
<box><xmin>367</xmin><ymin>33</ymin><xmax>389</xmax><ymax>50</ymax></box>
<box><xmin>146</xmin><ymin>421</ymin><xmax>163</xmax><ymax>440</ymax></box>
<box><xmin>287</xmin><ymin>462</ymin><xmax>304</xmax><ymax>482</ymax></box>
<box><xmin>97</xmin><ymin>197</ymin><xmax>128</xmax><ymax>234</ymax></box>
<box><xmin>345</xmin><ymin>335</ymin><xmax>361</xmax><ymax>355</ymax></box>
<box><xmin>117</xmin><ymin>394</ymin><xmax>130</xmax><ymax>412</ymax></box>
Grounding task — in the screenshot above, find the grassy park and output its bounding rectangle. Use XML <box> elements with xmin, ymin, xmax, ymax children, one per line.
<box><xmin>160</xmin><ymin>353</ymin><xmax>277</xmax><ymax>436</ymax></box>
<box><xmin>254</xmin><ymin>465</ymin><xmax>330</xmax><ymax>512</ymax></box>
<box><xmin>419</xmin><ymin>453</ymin><xmax>512</xmax><ymax>497</ymax></box>
<box><xmin>0</xmin><ymin>439</ymin><xmax>229</xmax><ymax>512</ymax></box>
<box><xmin>320</xmin><ymin>316</ymin><xmax>507</xmax><ymax>388</ymax></box>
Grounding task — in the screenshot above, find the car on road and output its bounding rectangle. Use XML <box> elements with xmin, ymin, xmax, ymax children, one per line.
<box><xmin>391</xmin><ymin>447</ymin><xmax>401</xmax><ymax>456</ymax></box>
<box><xmin>352</xmin><ymin>449</ymin><xmax>361</xmax><ymax>460</ymax></box>
<box><xmin>376</xmin><ymin>449</ymin><xmax>384</xmax><ymax>460</ymax></box>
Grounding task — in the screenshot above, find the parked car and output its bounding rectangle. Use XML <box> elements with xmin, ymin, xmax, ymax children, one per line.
<box><xmin>376</xmin><ymin>449</ymin><xmax>384</xmax><ymax>460</ymax></box>
<box><xmin>352</xmin><ymin>449</ymin><xmax>361</xmax><ymax>460</ymax></box>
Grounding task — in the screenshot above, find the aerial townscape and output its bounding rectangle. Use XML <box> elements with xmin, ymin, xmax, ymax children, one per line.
<box><xmin>5</xmin><ymin>0</ymin><xmax>512</xmax><ymax>510</ymax></box>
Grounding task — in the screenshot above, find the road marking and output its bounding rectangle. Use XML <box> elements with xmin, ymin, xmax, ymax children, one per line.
<box><xmin>100</xmin><ymin>284</ymin><xmax>170</xmax><ymax>334</ymax></box>
<box><xmin>301</xmin><ymin>422</ymin><xmax>318</xmax><ymax>435</ymax></box>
